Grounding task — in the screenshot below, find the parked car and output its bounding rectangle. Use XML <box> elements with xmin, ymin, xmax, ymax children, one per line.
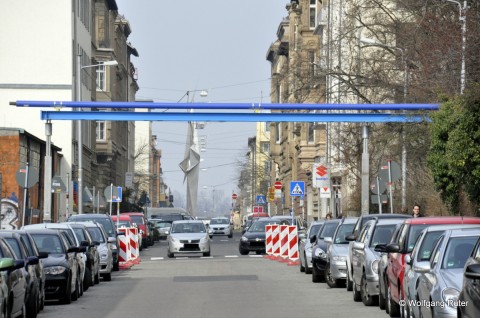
<box><xmin>459</xmin><ymin>236</ymin><xmax>480</xmax><ymax>318</ymax></box>
<box><xmin>112</xmin><ymin>215</ymin><xmax>143</xmax><ymax>250</ymax></box>
<box><xmin>67</xmin><ymin>213</ymin><xmax>119</xmax><ymax>271</ymax></box>
<box><xmin>78</xmin><ymin>222</ymin><xmax>115</xmax><ymax>281</ymax></box>
<box><xmin>0</xmin><ymin>237</ymin><xmax>27</xmax><ymax>317</ymax></box>
<box><xmin>64</xmin><ymin>222</ymin><xmax>101</xmax><ymax>287</ymax></box>
<box><xmin>324</xmin><ymin>217</ymin><xmax>357</xmax><ymax>288</ymax></box>
<box><xmin>384</xmin><ymin>216</ymin><xmax>480</xmax><ymax>317</ymax></box>
<box><xmin>270</xmin><ymin>215</ymin><xmax>307</xmax><ymax>237</ymax></box>
<box><xmin>167</xmin><ymin>220</ymin><xmax>211</xmax><ymax>257</ymax></box>
<box><xmin>239</xmin><ymin>218</ymin><xmax>290</xmax><ymax>255</ymax></box>
<box><xmin>414</xmin><ymin>228</ymin><xmax>480</xmax><ymax>318</ymax></box>
<box><xmin>311</xmin><ymin>219</ymin><xmax>341</xmax><ymax>283</ymax></box>
<box><xmin>209</xmin><ymin>217</ymin><xmax>233</xmax><ymax>238</ymax></box>
<box><xmin>17</xmin><ymin>230</ymin><xmax>48</xmax><ymax>312</ymax></box>
<box><xmin>0</xmin><ymin>230</ymin><xmax>46</xmax><ymax>318</ymax></box>
<box><xmin>23</xmin><ymin>223</ymin><xmax>86</xmax><ymax>294</ymax></box>
<box><xmin>402</xmin><ymin>224</ymin><xmax>480</xmax><ymax>318</ymax></box>
<box><xmin>350</xmin><ymin>218</ymin><xmax>402</xmax><ymax>306</ymax></box>
<box><xmin>25</xmin><ymin>229</ymin><xmax>81</xmax><ymax>304</ymax></box>
<box><xmin>149</xmin><ymin>219</ymin><xmax>172</xmax><ymax>241</ymax></box>
<box><xmin>299</xmin><ymin>221</ymin><xmax>325</xmax><ymax>274</ymax></box>
<box><xmin>121</xmin><ymin>212</ymin><xmax>152</xmax><ymax>248</ymax></box>
<box><xmin>0</xmin><ymin>257</ymin><xmax>21</xmax><ymax>318</ymax></box>
<box><xmin>345</xmin><ymin>213</ymin><xmax>411</xmax><ymax>291</ymax></box>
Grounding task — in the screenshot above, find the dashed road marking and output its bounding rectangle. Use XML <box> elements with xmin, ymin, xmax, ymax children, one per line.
<box><xmin>150</xmin><ymin>257</ymin><xmax>164</xmax><ymax>261</ymax></box>
<box><xmin>225</xmin><ymin>255</ymin><xmax>239</xmax><ymax>258</ymax></box>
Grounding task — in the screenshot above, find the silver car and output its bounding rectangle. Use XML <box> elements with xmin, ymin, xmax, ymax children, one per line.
<box><xmin>209</xmin><ymin>217</ymin><xmax>233</xmax><ymax>238</ymax></box>
<box><xmin>351</xmin><ymin>218</ymin><xmax>402</xmax><ymax>306</ymax></box>
<box><xmin>167</xmin><ymin>220</ymin><xmax>211</xmax><ymax>258</ymax></box>
<box><xmin>415</xmin><ymin>228</ymin><xmax>480</xmax><ymax>318</ymax></box>
<box><xmin>299</xmin><ymin>221</ymin><xmax>324</xmax><ymax>274</ymax></box>
<box><xmin>324</xmin><ymin>217</ymin><xmax>357</xmax><ymax>288</ymax></box>
<box><xmin>403</xmin><ymin>224</ymin><xmax>480</xmax><ymax>318</ymax></box>
<box><xmin>81</xmin><ymin>221</ymin><xmax>115</xmax><ymax>281</ymax></box>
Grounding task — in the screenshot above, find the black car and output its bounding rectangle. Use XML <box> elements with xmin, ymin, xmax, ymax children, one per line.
<box><xmin>0</xmin><ymin>231</ymin><xmax>47</xmax><ymax>318</ymax></box>
<box><xmin>65</xmin><ymin>222</ymin><xmax>101</xmax><ymax>288</ymax></box>
<box><xmin>67</xmin><ymin>213</ymin><xmax>119</xmax><ymax>271</ymax></box>
<box><xmin>26</xmin><ymin>229</ymin><xmax>81</xmax><ymax>304</ymax></box>
<box><xmin>458</xmin><ymin>236</ymin><xmax>480</xmax><ymax>318</ymax></box>
<box><xmin>311</xmin><ymin>219</ymin><xmax>341</xmax><ymax>282</ymax></box>
<box><xmin>239</xmin><ymin>218</ymin><xmax>289</xmax><ymax>255</ymax></box>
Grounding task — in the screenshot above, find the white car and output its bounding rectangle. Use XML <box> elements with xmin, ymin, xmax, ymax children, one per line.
<box><xmin>167</xmin><ymin>220</ymin><xmax>211</xmax><ymax>258</ymax></box>
<box><xmin>209</xmin><ymin>217</ymin><xmax>233</xmax><ymax>238</ymax></box>
<box><xmin>299</xmin><ymin>221</ymin><xmax>324</xmax><ymax>274</ymax></box>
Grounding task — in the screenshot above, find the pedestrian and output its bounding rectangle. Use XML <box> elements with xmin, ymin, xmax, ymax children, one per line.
<box><xmin>325</xmin><ymin>212</ymin><xmax>333</xmax><ymax>220</ymax></box>
<box><xmin>412</xmin><ymin>204</ymin><xmax>424</xmax><ymax>218</ymax></box>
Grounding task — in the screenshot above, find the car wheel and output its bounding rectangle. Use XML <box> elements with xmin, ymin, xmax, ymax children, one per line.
<box><xmin>203</xmin><ymin>251</ymin><xmax>211</xmax><ymax>257</ymax></box>
<box><xmin>39</xmin><ymin>288</ymin><xmax>45</xmax><ymax>311</ymax></box>
<box><xmin>61</xmin><ymin>277</ymin><xmax>72</xmax><ymax>304</ymax></box>
<box><xmin>102</xmin><ymin>273</ymin><xmax>112</xmax><ymax>281</ymax></box>
<box><xmin>311</xmin><ymin>266</ymin><xmax>322</xmax><ymax>283</ymax></box>
<box><xmin>113</xmin><ymin>260</ymin><xmax>119</xmax><ymax>271</ymax></box>
<box><xmin>239</xmin><ymin>248</ymin><xmax>249</xmax><ymax>255</ymax></box>
<box><xmin>83</xmin><ymin>267</ymin><xmax>92</xmax><ymax>291</ymax></box>
<box><xmin>20</xmin><ymin>303</ymin><xmax>26</xmax><ymax>318</ymax></box>
<box><xmin>325</xmin><ymin>262</ymin><xmax>338</xmax><ymax>288</ymax></box>
<box><xmin>26</xmin><ymin>287</ymin><xmax>38</xmax><ymax>318</ymax></box>
<box><xmin>353</xmin><ymin>279</ymin><xmax>361</xmax><ymax>302</ymax></box>
<box><xmin>300</xmin><ymin>256</ymin><xmax>305</xmax><ymax>272</ymax></box>
<box><xmin>228</xmin><ymin>233</ymin><xmax>233</xmax><ymax>238</ymax></box>
<box><xmin>94</xmin><ymin>269</ymin><xmax>100</xmax><ymax>284</ymax></box>
<box><xmin>379</xmin><ymin>279</ymin><xmax>386</xmax><ymax>310</ymax></box>
<box><xmin>361</xmin><ymin>273</ymin><xmax>376</xmax><ymax>306</ymax></box>
<box><xmin>346</xmin><ymin>269</ymin><xmax>353</xmax><ymax>291</ymax></box>
<box><xmin>388</xmin><ymin>284</ymin><xmax>400</xmax><ymax>317</ymax></box>
<box><xmin>72</xmin><ymin>278</ymin><xmax>79</xmax><ymax>301</ymax></box>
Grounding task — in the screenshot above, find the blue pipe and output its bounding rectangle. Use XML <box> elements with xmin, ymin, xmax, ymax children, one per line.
<box><xmin>40</xmin><ymin>111</ymin><xmax>430</xmax><ymax>123</ymax></box>
<box><xmin>14</xmin><ymin>100</ymin><xmax>440</xmax><ymax>111</ymax></box>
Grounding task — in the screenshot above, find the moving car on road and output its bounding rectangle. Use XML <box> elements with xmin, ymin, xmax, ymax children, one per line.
<box><xmin>167</xmin><ymin>220</ymin><xmax>211</xmax><ymax>258</ymax></box>
<box><xmin>209</xmin><ymin>217</ymin><xmax>233</xmax><ymax>238</ymax></box>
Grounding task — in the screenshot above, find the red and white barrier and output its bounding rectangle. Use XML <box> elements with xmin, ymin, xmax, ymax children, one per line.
<box><xmin>265</xmin><ymin>225</ymin><xmax>273</xmax><ymax>255</ymax></box>
<box><xmin>287</xmin><ymin>225</ymin><xmax>300</xmax><ymax>265</ymax></box>
<box><xmin>128</xmin><ymin>227</ymin><xmax>141</xmax><ymax>264</ymax></box>
<box><xmin>264</xmin><ymin>222</ymin><xmax>299</xmax><ymax>265</ymax></box>
<box><xmin>117</xmin><ymin>227</ymin><xmax>130</xmax><ymax>263</ymax></box>
<box><xmin>271</xmin><ymin>224</ymin><xmax>280</xmax><ymax>257</ymax></box>
<box><xmin>279</xmin><ymin>225</ymin><xmax>289</xmax><ymax>261</ymax></box>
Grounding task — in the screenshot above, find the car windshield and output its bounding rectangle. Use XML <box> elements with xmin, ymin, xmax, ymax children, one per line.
<box><xmin>417</xmin><ymin>231</ymin><xmax>444</xmax><ymax>261</ymax></box>
<box><xmin>334</xmin><ymin>224</ymin><xmax>355</xmax><ymax>244</ymax></box>
<box><xmin>72</xmin><ymin>228</ymin><xmax>87</xmax><ymax>242</ymax></box>
<box><xmin>171</xmin><ymin>223</ymin><xmax>205</xmax><ymax>233</ymax></box>
<box><xmin>309</xmin><ymin>224</ymin><xmax>323</xmax><ymax>239</ymax></box>
<box><xmin>407</xmin><ymin>224</ymin><xmax>430</xmax><ymax>252</ymax></box>
<box><xmin>369</xmin><ymin>224</ymin><xmax>396</xmax><ymax>247</ymax></box>
<box><xmin>116</xmin><ymin>221</ymin><xmax>132</xmax><ymax>228</ymax></box>
<box><xmin>211</xmin><ymin>219</ymin><xmax>229</xmax><ymax>225</ymax></box>
<box><xmin>129</xmin><ymin>216</ymin><xmax>145</xmax><ymax>225</ymax></box>
<box><xmin>20</xmin><ymin>234</ymin><xmax>35</xmax><ymax>256</ymax></box>
<box><xmin>442</xmin><ymin>236</ymin><xmax>478</xmax><ymax>269</ymax></box>
<box><xmin>156</xmin><ymin>222</ymin><xmax>171</xmax><ymax>228</ymax></box>
<box><xmin>248</xmin><ymin>221</ymin><xmax>278</xmax><ymax>232</ymax></box>
<box><xmin>32</xmin><ymin>234</ymin><xmax>65</xmax><ymax>254</ymax></box>
<box><xmin>319</xmin><ymin>222</ymin><xmax>339</xmax><ymax>239</ymax></box>
<box><xmin>86</xmin><ymin>227</ymin><xmax>105</xmax><ymax>243</ymax></box>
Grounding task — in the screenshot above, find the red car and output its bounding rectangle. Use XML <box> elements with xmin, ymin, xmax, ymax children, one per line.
<box><xmin>120</xmin><ymin>212</ymin><xmax>152</xmax><ymax>248</ymax></box>
<box><xmin>384</xmin><ymin>216</ymin><xmax>480</xmax><ymax>317</ymax></box>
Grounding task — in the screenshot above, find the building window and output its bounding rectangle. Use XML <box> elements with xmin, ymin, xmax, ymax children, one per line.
<box><xmin>96</xmin><ymin>63</ymin><xmax>106</xmax><ymax>91</ymax></box>
<box><xmin>309</xmin><ymin>0</ymin><xmax>317</xmax><ymax>29</ymax></box>
<box><xmin>96</xmin><ymin>121</ymin><xmax>106</xmax><ymax>141</ymax></box>
<box><xmin>308</xmin><ymin>122</ymin><xmax>315</xmax><ymax>143</ymax></box>
<box><xmin>264</xmin><ymin>161</ymin><xmax>271</xmax><ymax>175</ymax></box>
<box><xmin>275</xmin><ymin>122</ymin><xmax>281</xmax><ymax>144</ymax></box>
<box><xmin>261</xmin><ymin>142</ymin><xmax>270</xmax><ymax>154</ymax></box>
<box><xmin>265</xmin><ymin>122</ymin><xmax>270</xmax><ymax>132</ymax></box>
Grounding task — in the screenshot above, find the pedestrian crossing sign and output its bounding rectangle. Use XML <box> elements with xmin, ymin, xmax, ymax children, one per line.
<box><xmin>256</xmin><ymin>195</ymin><xmax>266</xmax><ymax>204</ymax></box>
<box><xmin>290</xmin><ymin>181</ymin><xmax>305</xmax><ymax>197</ymax></box>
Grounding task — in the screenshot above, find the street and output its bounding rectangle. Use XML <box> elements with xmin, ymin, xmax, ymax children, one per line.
<box><xmin>40</xmin><ymin>232</ymin><xmax>387</xmax><ymax>318</ymax></box>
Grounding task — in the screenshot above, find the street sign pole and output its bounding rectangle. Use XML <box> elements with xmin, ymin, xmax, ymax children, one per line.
<box><xmin>22</xmin><ymin>162</ymin><xmax>30</xmax><ymax>228</ymax></box>
<box><xmin>376</xmin><ymin>176</ymin><xmax>383</xmax><ymax>214</ymax></box>
<box><xmin>388</xmin><ymin>160</ymin><xmax>394</xmax><ymax>214</ymax></box>
<box><xmin>109</xmin><ymin>183</ymin><xmax>113</xmax><ymax>217</ymax></box>
<box><xmin>66</xmin><ymin>173</ymin><xmax>70</xmax><ymax>220</ymax></box>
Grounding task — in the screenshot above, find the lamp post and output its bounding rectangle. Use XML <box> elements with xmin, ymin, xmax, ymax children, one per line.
<box><xmin>359</xmin><ymin>37</ymin><xmax>408</xmax><ymax>211</ymax></box>
<box><xmin>76</xmin><ymin>56</ymin><xmax>117</xmax><ymax>215</ymax></box>
<box><xmin>445</xmin><ymin>0</ymin><xmax>468</xmax><ymax>94</ymax></box>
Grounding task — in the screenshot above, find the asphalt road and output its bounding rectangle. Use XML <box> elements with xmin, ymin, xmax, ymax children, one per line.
<box><xmin>40</xmin><ymin>232</ymin><xmax>389</xmax><ymax>318</ymax></box>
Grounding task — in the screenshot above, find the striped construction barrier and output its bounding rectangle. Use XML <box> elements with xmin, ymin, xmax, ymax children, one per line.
<box><xmin>271</xmin><ymin>224</ymin><xmax>280</xmax><ymax>257</ymax></box>
<box><xmin>278</xmin><ymin>225</ymin><xmax>290</xmax><ymax>262</ymax></box>
<box><xmin>265</xmin><ymin>225</ymin><xmax>273</xmax><ymax>258</ymax></box>
<box><xmin>117</xmin><ymin>227</ymin><xmax>133</xmax><ymax>269</ymax></box>
<box><xmin>287</xmin><ymin>225</ymin><xmax>300</xmax><ymax>266</ymax></box>
<box><xmin>128</xmin><ymin>227</ymin><xmax>141</xmax><ymax>264</ymax></box>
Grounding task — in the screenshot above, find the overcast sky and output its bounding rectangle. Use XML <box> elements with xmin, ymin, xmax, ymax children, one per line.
<box><xmin>116</xmin><ymin>1</ymin><xmax>287</xmax><ymax>211</ymax></box>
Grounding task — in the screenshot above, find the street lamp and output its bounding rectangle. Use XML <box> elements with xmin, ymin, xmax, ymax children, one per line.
<box><xmin>359</xmin><ymin>37</ymin><xmax>408</xmax><ymax>211</ymax></box>
<box><xmin>444</xmin><ymin>0</ymin><xmax>468</xmax><ymax>94</ymax></box>
<box><xmin>76</xmin><ymin>56</ymin><xmax>118</xmax><ymax>215</ymax></box>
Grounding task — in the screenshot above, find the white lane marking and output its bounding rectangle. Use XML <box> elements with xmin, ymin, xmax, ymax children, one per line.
<box><xmin>249</xmin><ymin>255</ymin><xmax>264</xmax><ymax>258</ymax></box>
<box><xmin>220</xmin><ymin>240</ymin><xmax>229</xmax><ymax>242</ymax></box>
<box><xmin>175</xmin><ymin>257</ymin><xmax>189</xmax><ymax>259</ymax></box>
<box><xmin>150</xmin><ymin>257</ymin><xmax>164</xmax><ymax>261</ymax></box>
<box><xmin>201</xmin><ymin>256</ymin><xmax>213</xmax><ymax>259</ymax></box>
<box><xmin>225</xmin><ymin>255</ymin><xmax>239</xmax><ymax>258</ymax></box>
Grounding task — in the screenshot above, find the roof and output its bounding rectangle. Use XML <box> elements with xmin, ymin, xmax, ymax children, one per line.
<box><xmin>405</xmin><ymin>216</ymin><xmax>480</xmax><ymax>225</ymax></box>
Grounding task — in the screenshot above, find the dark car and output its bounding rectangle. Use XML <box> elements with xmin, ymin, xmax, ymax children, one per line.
<box><xmin>26</xmin><ymin>229</ymin><xmax>81</xmax><ymax>304</ymax></box>
<box><xmin>64</xmin><ymin>222</ymin><xmax>101</xmax><ymax>288</ymax></box>
<box><xmin>0</xmin><ymin>237</ymin><xmax>27</xmax><ymax>317</ymax></box>
<box><xmin>311</xmin><ymin>219</ymin><xmax>341</xmax><ymax>282</ymax></box>
<box><xmin>67</xmin><ymin>213</ymin><xmax>119</xmax><ymax>271</ymax></box>
<box><xmin>0</xmin><ymin>230</ymin><xmax>47</xmax><ymax>318</ymax></box>
<box><xmin>239</xmin><ymin>218</ymin><xmax>289</xmax><ymax>255</ymax></box>
<box><xmin>458</xmin><ymin>236</ymin><xmax>480</xmax><ymax>318</ymax></box>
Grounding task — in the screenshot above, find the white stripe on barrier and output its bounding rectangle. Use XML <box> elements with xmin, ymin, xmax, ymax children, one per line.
<box><xmin>279</xmin><ymin>225</ymin><xmax>289</xmax><ymax>259</ymax></box>
<box><xmin>265</xmin><ymin>225</ymin><xmax>273</xmax><ymax>255</ymax></box>
<box><xmin>271</xmin><ymin>224</ymin><xmax>280</xmax><ymax>256</ymax></box>
<box><xmin>288</xmin><ymin>226</ymin><xmax>299</xmax><ymax>261</ymax></box>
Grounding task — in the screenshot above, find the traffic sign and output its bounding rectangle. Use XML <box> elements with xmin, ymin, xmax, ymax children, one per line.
<box><xmin>312</xmin><ymin>163</ymin><xmax>330</xmax><ymax>188</ymax></box>
<box><xmin>274</xmin><ymin>181</ymin><xmax>282</xmax><ymax>190</ymax></box>
<box><xmin>290</xmin><ymin>181</ymin><xmax>305</xmax><ymax>197</ymax></box>
<box><xmin>231</xmin><ymin>193</ymin><xmax>238</xmax><ymax>200</ymax></box>
<box><xmin>104</xmin><ymin>186</ymin><xmax>122</xmax><ymax>202</ymax></box>
<box><xmin>256</xmin><ymin>195</ymin><xmax>266</xmax><ymax>204</ymax></box>
<box><xmin>319</xmin><ymin>187</ymin><xmax>331</xmax><ymax>198</ymax></box>
<box><xmin>253</xmin><ymin>206</ymin><xmax>264</xmax><ymax>213</ymax></box>
<box><xmin>15</xmin><ymin>166</ymin><xmax>39</xmax><ymax>188</ymax></box>
<box><xmin>51</xmin><ymin>176</ymin><xmax>66</xmax><ymax>193</ymax></box>
<box><xmin>379</xmin><ymin>160</ymin><xmax>401</xmax><ymax>183</ymax></box>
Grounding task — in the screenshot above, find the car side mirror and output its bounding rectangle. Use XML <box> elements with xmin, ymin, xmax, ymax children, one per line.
<box><xmin>413</xmin><ymin>261</ymin><xmax>430</xmax><ymax>273</ymax></box>
<box><xmin>298</xmin><ymin>233</ymin><xmax>307</xmax><ymax>241</ymax></box>
<box><xmin>67</xmin><ymin>246</ymin><xmax>79</xmax><ymax>254</ymax></box>
<box><xmin>374</xmin><ymin>244</ymin><xmax>387</xmax><ymax>253</ymax></box>
<box><xmin>26</xmin><ymin>256</ymin><xmax>39</xmax><ymax>265</ymax></box>
<box><xmin>107</xmin><ymin>237</ymin><xmax>117</xmax><ymax>244</ymax></box>
<box><xmin>13</xmin><ymin>259</ymin><xmax>24</xmax><ymax>270</ymax></box>
<box><xmin>80</xmin><ymin>240</ymin><xmax>90</xmax><ymax>247</ymax></box>
<box><xmin>38</xmin><ymin>251</ymin><xmax>49</xmax><ymax>259</ymax></box>
<box><xmin>405</xmin><ymin>254</ymin><xmax>412</xmax><ymax>266</ymax></box>
<box><xmin>465</xmin><ymin>263</ymin><xmax>480</xmax><ymax>280</ymax></box>
<box><xmin>324</xmin><ymin>237</ymin><xmax>333</xmax><ymax>244</ymax></box>
<box><xmin>310</xmin><ymin>235</ymin><xmax>317</xmax><ymax>244</ymax></box>
<box><xmin>386</xmin><ymin>243</ymin><xmax>401</xmax><ymax>253</ymax></box>
<box><xmin>353</xmin><ymin>241</ymin><xmax>365</xmax><ymax>250</ymax></box>
<box><xmin>92</xmin><ymin>241</ymin><xmax>100</xmax><ymax>246</ymax></box>
<box><xmin>345</xmin><ymin>234</ymin><xmax>356</xmax><ymax>241</ymax></box>
<box><xmin>78</xmin><ymin>246</ymin><xmax>87</xmax><ymax>253</ymax></box>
